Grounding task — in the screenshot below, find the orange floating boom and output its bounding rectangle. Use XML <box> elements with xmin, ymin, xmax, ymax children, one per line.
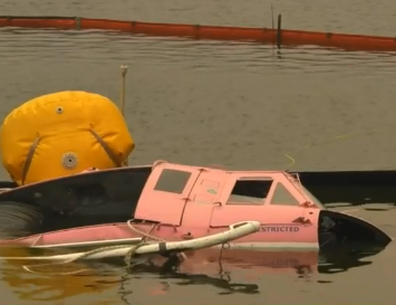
<box><xmin>0</xmin><ymin>15</ymin><xmax>395</xmax><ymax>52</ymax></box>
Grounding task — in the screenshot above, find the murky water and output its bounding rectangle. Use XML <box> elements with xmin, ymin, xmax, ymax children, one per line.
<box><xmin>1</xmin><ymin>0</ymin><xmax>396</xmax><ymax>304</ymax></box>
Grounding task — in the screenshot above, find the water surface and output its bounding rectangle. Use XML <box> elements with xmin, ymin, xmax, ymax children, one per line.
<box><xmin>0</xmin><ymin>0</ymin><xmax>396</xmax><ymax>304</ymax></box>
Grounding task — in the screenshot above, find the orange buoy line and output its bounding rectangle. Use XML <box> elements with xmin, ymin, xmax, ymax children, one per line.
<box><xmin>0</xmin><ymin>15</ymin><xmax>395</xmax><ymax>52</ymax></box>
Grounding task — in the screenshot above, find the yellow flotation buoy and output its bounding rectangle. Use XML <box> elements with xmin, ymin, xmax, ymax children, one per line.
<box><xmin>0</xmin><ymin>91</ymin><xmax>135</xmax><ymax>185</ymax></box>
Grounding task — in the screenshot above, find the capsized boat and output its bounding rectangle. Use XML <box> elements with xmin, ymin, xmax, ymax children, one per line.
<box><xmin>0</xmin><ymin>87</ymin><xmax>391</xmax><ymax>263</ymax></box>
<box><xmin>0</xmin><ymin>160</ymin><xmax>391</xmax><ymax>258</ymax></box>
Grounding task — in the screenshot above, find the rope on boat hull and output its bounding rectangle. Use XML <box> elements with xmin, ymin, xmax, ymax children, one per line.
<box><xmin>22</xmin><ymin>220</ymin><xmax>160</xmax><ymax>275</ymax></box>
<box><xmin>8</xmin><ymin>220</ymin><xmax>260</xmax><ymax>275</ymax></box>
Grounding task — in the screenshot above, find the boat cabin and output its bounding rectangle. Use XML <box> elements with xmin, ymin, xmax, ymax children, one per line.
<box><xmin>0</xmin><ymin>160</ymin><xmax>323</xmax><ymax>231</ymax></box>
<box><xmin>133</xmin><ymin>160</ymin><xmax>324</xmax><ymax>229</ymax></box>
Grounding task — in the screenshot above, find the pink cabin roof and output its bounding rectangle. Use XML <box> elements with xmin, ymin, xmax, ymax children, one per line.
<box><xmin>134</xmin><ymin>161</ymin><xmax>323</xmax><ymax>225</ymax></box>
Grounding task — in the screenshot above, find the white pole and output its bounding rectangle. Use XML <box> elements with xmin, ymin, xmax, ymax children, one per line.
<box><xmin>120</xmin><ymin>64</ymin><xmax>128</xmax><ymax>116</ymax></box>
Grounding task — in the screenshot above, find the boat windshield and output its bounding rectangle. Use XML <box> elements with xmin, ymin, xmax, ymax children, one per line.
<box><xmin>284</xmin><ymin>172</ymin><xmax>326</xmax><ymax>208</ymax></box>
<box><xmin>300</xmin><ymin>185</ymin><xmax>326</xmax><ymax>209</ymax></box>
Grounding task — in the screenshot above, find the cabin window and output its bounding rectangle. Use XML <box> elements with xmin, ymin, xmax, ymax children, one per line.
<box><xmin>270</xmin><ymin>182</ymin><xmax>300</xmax><ymax>206</ymax></box>
<box><xmin>154</xmin><ymin>169</ymin><xmax>192</xmax><ymax>194</ymax></box>
<box><xmin>227</xmin><ymin>178</ymin><xmax>273</xmax><ymax>205</ymax></box>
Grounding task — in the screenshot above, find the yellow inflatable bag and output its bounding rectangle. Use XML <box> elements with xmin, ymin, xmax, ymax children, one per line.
<box><xmin>0</xmin><ymin>91</ymin><xmax>135</xmax><ymax>185</ymax></box>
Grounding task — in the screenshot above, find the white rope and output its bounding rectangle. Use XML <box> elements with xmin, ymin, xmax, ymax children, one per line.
<box><xmin>16</xmin><ymin>220</ymin><xmax>260</xmax><ymax>275</ymax></box>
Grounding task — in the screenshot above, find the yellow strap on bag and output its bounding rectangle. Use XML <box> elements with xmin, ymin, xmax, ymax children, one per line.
<box><xmin>0</xmin><ymin>91</ymin><xmax>135</xmax><ymax>185</ymax></box>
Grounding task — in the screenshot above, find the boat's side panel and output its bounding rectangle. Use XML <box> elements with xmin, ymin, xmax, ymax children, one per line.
<box><xmin>208</xmin><ymin>173</ymin><xmax>320</xmax><ymax>247</ymax></box>
<box><xmin>4</xmin><ymin>223</ymin><xmax>137</xmax><ymax>246</ymax></box>
<box><xmin>133</xmin><ymin>162</ymin><xmax>202</xmax><ymax>225</ymax></box>
<box><xmin>209</xmin><ymin>205</ymin><xmax>317</xmax><ymax>247</ymax></box>
<box><xmin>181</xmin><ymin>168</ymin><xmax>231</xmax><ymax>228</ymax></box>
<box><xmin>1</xmin><ymin>222</ymin><xmax>181</xmax><ymax>247</ymax></box>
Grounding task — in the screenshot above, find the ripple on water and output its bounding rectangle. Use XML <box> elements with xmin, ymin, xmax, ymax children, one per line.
<box><xmin>1</xmin><ymin>28</ymin><xmax>396</xmax><ymax>74</ymax></box>
<box><xmin>1</xmin><ymin>29</ymin><xmax>396</xmax><ymax>173</ymax></box>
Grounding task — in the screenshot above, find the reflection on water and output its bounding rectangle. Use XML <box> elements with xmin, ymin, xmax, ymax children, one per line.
<box><xmin>1</xmin><ymin>263</ymin><xmax>116</xmax><ymax>301</ymax></box>
<box><xmin>318</xmin><ymin>254</ymin><xmax>372</xmax><ymax>276</ymax></box>
<box><xmin>0</xmin><ymin>244</ymin><xmax>383</xmax><ymax>303</ymax></box>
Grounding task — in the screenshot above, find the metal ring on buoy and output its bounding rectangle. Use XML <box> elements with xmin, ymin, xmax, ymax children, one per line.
<box><xmin>56</xmin><ymin>106</ymin><xmax>64</xmax><ymax>114</ymax></box>
<box><xmin>62</xmin><ymin>152</ymin><xmax>78</xmax><ymax>169</ymax></box>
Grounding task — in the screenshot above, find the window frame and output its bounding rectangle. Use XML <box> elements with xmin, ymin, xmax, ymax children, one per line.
<box><xmin>268</xmin><ymin>181</ymin><xmax>301</xmax><ymax>206</ymax></box>
<box><xmin>225</xmin><ymin>176</ymin><xmax>275</xmax><ymax>206</ymax></box>
<box><xmin>153</xmin><ymin>168</ymin><xmax>192</xmax><ymax>194</ymax></box>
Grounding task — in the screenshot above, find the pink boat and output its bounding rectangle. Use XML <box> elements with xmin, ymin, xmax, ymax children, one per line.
<box><xmin>0</xmin><ymin>159</ymin><xmax>391</xmax><ymax>258</ymax></box>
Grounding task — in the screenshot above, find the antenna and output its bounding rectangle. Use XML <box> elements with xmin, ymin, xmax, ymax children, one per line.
<box><xmin>120</xmin><ymin>64</ymin><xmax>128</xmax><ymax>116</ymax></box>
<box><xmin>271</xmin><ymin>4</ymin><xmax>275</xmax><ymax>53</ymax></box>
<box><xmin>119</xmin><ymin>64</ymin><xmax>129</xmax><ymax>166</ymax></box>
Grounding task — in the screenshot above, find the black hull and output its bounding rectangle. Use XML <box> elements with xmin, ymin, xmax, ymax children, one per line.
<box><xmin>0</xmin><ymin>166</ymin><xmax>152</xmax><ymax>237</ymax></box>
<box><xmin>0</xmin><ymin>168</ymin><xmax>394</xmax><ymax>239</ymax></box>
<box><xmin>0</xmin><ymin>167</ymin><xmax>390</xmax><ymax>262</ymax></box>
<box><xmin>0</xmin><ymin>169</ymin><xmax>395</xmax><ymax>208</ymax></box>
<box><xmin>294</xmin><ymin>170</ymin><xmax>396</xmax><ymax>206</ymax></box>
